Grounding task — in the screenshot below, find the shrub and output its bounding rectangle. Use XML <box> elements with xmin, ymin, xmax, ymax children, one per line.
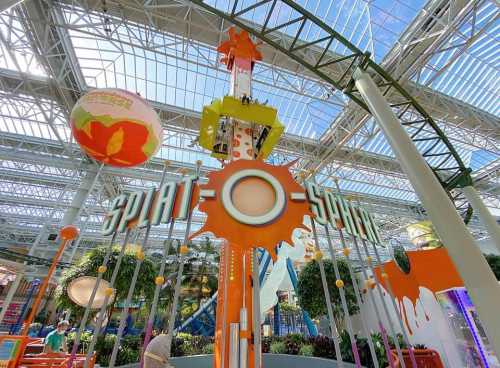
<box><xmin>310</xmin><ymin>335</ymin><xmax>336</xmax><ymax>360</ymax></box>
<box><xmin>339</xmin><ymin>330</ymin><xmax>354</xmax><ymax>363</ymax></box>
<box><xmin>171</xmin><ymin>337</ymin><xmax>185</xmax><ymax>357</ymax></box>
<box><xmin>283</xmin><ymin>333</ymin><xmax>305</xmax><ymax>355</ymax></box>
<box><xmin>115</xmin><ymin>345</ymin><xmax>140</xmax><ymax>365</ymax></box>
<box><xmin>170</xmin><ymin>333</ymin><xmax>215</xmax><ymax>357</ymax></box>
<box><xmin>299</xmin><ymin>344</ymin><xmax>314</xmax><ymax>356</ymax></box>
<box><xmin>389</xmin><ymin>333</ymin><xmax>408</xmax><ymax>350</ymax></box>
<box><xmin>202</xmin><ymin>343</ymin><xmax>214</xmax><ymax>354</ymax></box>
<box><xmin>270</xmin><ymin>341</ymin><xmax>286</xmax><ymax>354</ymax></box>
<box><xmin>370</xmin><ymin>333</ymin><xmax>391</xmax><ymax>367</ymax></box>
<box><xmin>258</xmin><ymin>332</ymin><xmax>416</xmax><ymax>367</ymax></box>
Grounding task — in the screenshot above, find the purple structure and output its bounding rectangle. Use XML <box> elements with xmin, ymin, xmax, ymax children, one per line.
<box><xmin>436</xmin><ymin>287</ymin><xmax>499</xmax><ymax>368</ymax></box>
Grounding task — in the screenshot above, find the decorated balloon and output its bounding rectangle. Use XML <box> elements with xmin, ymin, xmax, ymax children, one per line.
<box><xmin>70</xmin><ymin>88</ymin><xmax>162</xmax><ymax>167</ymax></box>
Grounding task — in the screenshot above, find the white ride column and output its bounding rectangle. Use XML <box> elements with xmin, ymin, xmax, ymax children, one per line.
<box><xmin>229</xmin><ymin>58</ymin><xmax>254</xmax><ymax>161</ymax></box>
<box><xmin>353</xmin><ymin>69</ymin><xmax>500</xmax><ymax>358</ymax></box>
<box><xmin>461</xmin><ymin>185</ymin><xmax>500</xmax><ymax>253</ymax></box>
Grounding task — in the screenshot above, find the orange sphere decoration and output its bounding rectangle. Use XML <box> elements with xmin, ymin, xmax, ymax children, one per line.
<box><xmin>60</xmin><ymin>225</ymin><xmax>79</xmax><ymax>240</ymax></box>
<box><xmin>70</xmin><ymin>88</ymin><xmax>163</xmax><ymax>167</ymax></box>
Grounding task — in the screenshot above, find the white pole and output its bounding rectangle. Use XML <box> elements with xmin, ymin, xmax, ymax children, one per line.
<box><xmin>354</xmin><ymin>69</ymin><xmax>500</xmax><ymax>357</ymax></box>
<box><xmin>229</xmin><ymin>323</ymin><xmax>240</xmax><ymax>368</ymax></box>
<box><xmin>462</xmin><ymin>186</ymin><xmax>500</xmax><ymax>253</ymax></box>
<box><xmin>252</xmin><ymin>249</ymin><xmax>261</xmax><ymax>368</ymax></box>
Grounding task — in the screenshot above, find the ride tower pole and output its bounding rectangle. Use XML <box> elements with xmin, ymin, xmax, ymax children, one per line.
<box><xmin>213</xmin><ymin>28</ymin><xmax>261</xmax><ymax>368</ymax></box>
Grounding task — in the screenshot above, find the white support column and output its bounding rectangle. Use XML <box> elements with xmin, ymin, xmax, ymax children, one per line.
<box><xmin>462</xmin><ymin>186</ymin><xmax>500</xmax><ymax>253</ymax></box>
<box><xmin>354</xmin><ymin>69</ymin><xmax>500</xmax><ymax>357</ymax></box>
<box><xmin>61</xmin><ymin>169</ymin><xmax>101</xmax><ymax>227</ymax></box>
<box><xmin>0</xmin><ymin>273</ymin><xmax>23</xmax><ymax>325</ymax></box>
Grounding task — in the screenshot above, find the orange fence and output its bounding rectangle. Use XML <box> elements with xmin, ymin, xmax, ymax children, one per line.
<box><xmin>391</xmin><ymin>349</ymin><xmax>444</xmax><ymax>368</ymax></box>
<box><xmin>19</xmin><ymin>353</ymin><xmax>94</xmax><ymax>368</ymax></box>
<box><xmin>0</xmin><ymin>335</ymin><xmax>94</xmax><ymax>368</ymax></box>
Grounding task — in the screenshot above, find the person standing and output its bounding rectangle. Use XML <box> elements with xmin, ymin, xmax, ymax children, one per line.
<box><xmin>43</xmin><ymin>320</ymin><xmax>69</xmax><ymax>354</ymax></box>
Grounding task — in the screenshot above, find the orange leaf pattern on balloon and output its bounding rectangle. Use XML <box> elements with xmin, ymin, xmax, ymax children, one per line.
<box><xmin>72</xmin><ymin>119</ymin><xmax>150</xmax><ymax>167</ymax></box>
<box><xmin>106</xmin><ymin>128</ymin><xmax>124</xmax><ymax>156</ymax></box>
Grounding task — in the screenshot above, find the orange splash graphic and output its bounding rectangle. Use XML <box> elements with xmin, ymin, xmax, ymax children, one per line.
<box><xmin>374</xmin><ymin>247</ymin><xmax>463</xmax><ymax>334</ymax></box>
<box><xmin>191</xmin><ymin>159</ymin><xmax>310</xmax><ymax>259</ymax></box>
<box><xmin>217</xmin><ymin>27</ymin><xmax>262</xmax><ymax>70</ymax></box>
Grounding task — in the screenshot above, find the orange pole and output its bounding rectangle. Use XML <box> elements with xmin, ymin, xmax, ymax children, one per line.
<box><xmin>214</xmin><ymin>247</ymin><xmax>255</xmax><ymax>368</ymax></box>
<box><xmin>21</xmin><ymin>226</ymin><xmax>79</xmax><ymax>336</ymax></box>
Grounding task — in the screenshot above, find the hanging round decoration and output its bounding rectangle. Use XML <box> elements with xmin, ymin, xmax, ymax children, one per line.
<box><xmin>70</xmin><ymin>88</ymin><xmax>162</xmax><ymax>167</ymax></box>
<box><xmin>67</xmin><ymin>276</ymin><xmax>115</xmax><ymax>309</ymax></box>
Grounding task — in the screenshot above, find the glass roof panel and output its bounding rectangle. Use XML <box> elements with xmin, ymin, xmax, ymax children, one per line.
<box><xmin>345</xmin><ymin>117</ymin><xmax>499</xmax><ymax>173</ymax></box>
<box><xmin>319</xmin><ymin>165</ymin><xmax>418</xmax><ymax>202</ymax></box>
<box><xmin>415</xmin><ymin>1</ymin><xmax>499</xmax><ymax>116</ymax></box>
<box><xmin>63</xmin><ymin>6</ymin><xmax>346</xmax><ymax>139</ymax></box>
<box><xmin>208</xmin><ymin>0</ymin><xmax>425</xmax><ymax>62</ymax></box>
<box><xmin>0</xmin><ymin>92</ymin><xmax>72</xmax><ymax>142</ymax></box>
<box><xmin>0</xmin><ymin>10</ymin><xmax>46</xmax><ymax>76</ymax></box>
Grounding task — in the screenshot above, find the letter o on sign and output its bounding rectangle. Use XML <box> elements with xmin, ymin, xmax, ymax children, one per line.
<box><xmin>221</xmin><ymin>169</ymin><xmax>286</xmax><ymax>225</ymax></box>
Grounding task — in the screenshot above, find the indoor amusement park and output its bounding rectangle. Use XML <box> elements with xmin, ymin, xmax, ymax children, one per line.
<box><xmin>0</xmin><ymin>1</ymin><xmax>498</xmax><ymax>368</ymax></box>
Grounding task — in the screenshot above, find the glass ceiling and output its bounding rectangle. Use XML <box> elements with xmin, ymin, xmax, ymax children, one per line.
<box><xmin>0</xmin><ymin>12</ymin><xmax>45</xmax><ymax>76</ymax></box>
<box><xmin>64</xmin><ymin>6</ymin><xmax>345</xmax><ymax>140</ymax></box>
<box><xmin>415</xmin><ymin>0</ymin><xmax>499</xmax><ymax>117</ymax></box>
<box><xmin>209</xmin><ymin>0</ymin><xmax>426</xmax><ymax>61</ymax></box>
<box><xmin>0</xmin><ymin>1</ymin><xmax>498</xmax><ymax>211</ymax></box>
<box><xmin>345</xmin><ymin>117</ymin><xmax>499</xmax><ymax>173</ymax></box>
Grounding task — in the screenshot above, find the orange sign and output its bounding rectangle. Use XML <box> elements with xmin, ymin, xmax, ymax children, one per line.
<box><xmin>374</xmin><ymin>247</ymin><xmax>463</xmax><ymax>334</ymax></box>
<box><xmin>191</xmin><ymin>159</ymin><xmax>311</xmax><ymax>259</ymax></box>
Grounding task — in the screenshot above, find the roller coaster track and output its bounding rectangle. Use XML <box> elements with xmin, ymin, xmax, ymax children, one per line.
<box><xmin>190</xmin><ymin>0</ymin><xmax>474</xmax><ymax>223</ymax></box>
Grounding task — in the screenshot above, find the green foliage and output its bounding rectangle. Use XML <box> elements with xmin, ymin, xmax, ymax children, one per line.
<box><xmin>67</xmin><ymin>331</ymin><xmax>93</xmax><ymax>354</ymax></box>
<box><xmin>67</xmin><ymin>332</ymin><xmax>143</xmax><ymax>366</ymax></box>
<box><xmin>170</xmin><ymin>334</ymin><xmax>214</xmax><ymax>357</ymax></box>
<box><xmin>55</xmin><ymin>246</ymin><xmax>157</xmax><ymax>314</ymax></box>
<box><xmin>485</xmin><ymin>254</ymin><xmax>500</xmax><ymax>280</ymax></box>
<box><xmin>283</xmin><ymin>333</ymin><xmax>305</xmax><ymax>355</ymax></box>
<box><xmin>266</xmin><ymin>332</ymin><xmax>419</xmax><ymax>368</ymax></box>
<box><xmin>270</xmin><ymin>341</ymin><xmax>286</xmax><ymax>354</ymax></box>
<box><xmin>310</xmin><ymin>335</ymin><xmax>336</xmax><ymax>360</ymax></box>
<box><xmin>262</xmin><ymin>336</ymin><xmax>280</xmax><ymax>353</ymax></box>
<box><xmin>66</xmin><ymin>331</ymin><xmax>424</xmax><ymax>367</ymax></box>
<box><xmin>202</xmin><ymin>343</ymin><xmax>215</xmax><ymax>354</ymax></box>
<box><xmin>296</xmin><ymin>259</ymin><xmax>359</xmax><ymax>319</ymax></box>
<box><xmin>279</xmin><ymin>302</ymin><xmax>299</xmax><ymax>313</ymax></box>
<box><xmin>299</xmin><ymin>344</ymin><xmax>314</xmax><ymax>357</ymax></box>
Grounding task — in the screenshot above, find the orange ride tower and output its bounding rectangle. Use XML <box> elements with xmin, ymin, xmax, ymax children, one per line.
<box><xmin>215</xmin><ymin>28</ymin><xmax>262</xmax><ymax>368</ymax></box>
<box><xmin>195</xmin><ymin>28</ymin><xmax>310</xmax><ymax>368</ymax></box>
